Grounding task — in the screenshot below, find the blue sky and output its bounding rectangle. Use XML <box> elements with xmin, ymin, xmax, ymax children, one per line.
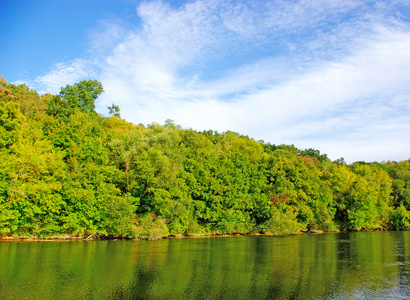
<box><xmin>2</xmin><ymin>0</ymin><xmax>410</xmax><ymax>163</ymax></box>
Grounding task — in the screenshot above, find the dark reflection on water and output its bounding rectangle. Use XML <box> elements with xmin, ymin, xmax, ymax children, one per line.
<box><xmin>1</xmin><ymin>231</ymin><xmax>409</xmax><ymax>299</ymax></box>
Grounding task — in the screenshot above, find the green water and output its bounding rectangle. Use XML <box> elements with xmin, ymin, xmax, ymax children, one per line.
<box><xmin>0</xmin><ymin>231</ymin><xmax>409</xmax><ymax>299</ymax></box>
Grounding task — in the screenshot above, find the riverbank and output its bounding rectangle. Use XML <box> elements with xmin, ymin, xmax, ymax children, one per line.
<box><xmin>2</xmin><ymin>228</ymin><xmax>405</xmax><ymax>242</ymax></box>
<box><xmin>0</xmin><ymin>229</ymin><xmax>360</xmax><ymax>242</ymax></box>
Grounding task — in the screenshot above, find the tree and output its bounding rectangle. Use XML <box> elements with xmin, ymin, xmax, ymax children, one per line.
<box><xmin>46</xmin><ymin>80</ymin><xmax>104</xmax><ymax>122</ymax></box>
<box><xmin>0</xmin><ymin>119</ymin><xmax>67</xmax><ymax>236</ymax></box>
<box><xmin>266</xmin><ymin>155</ymin><xmax>336</xmax><ymax>231</ymax></box>
<box><xmin>0</xmin><ymin>101</ymin><xmax>25</xmax><ymax>149</ymax></box>
<box><xmin>45</xmin><ymin>95</ymin><xmax>73</xmax><ymax>123</ymax></box>
<box><xmin>107</xmin><ymin>104</ymin><xmax>121</xmax><ymax>118</ymax></box>
<box><xmin>300</xmin><ymin>148</ymin><xmax>328</xmax><ymax>163</ymax></box>
<box><xmin>7</xmin><ymin>83</ymin><xmax>46</xmax><ymax>117</ymax></box>
<box><xmin>59</xmin><ymin>80</ymin><xmax>104</xmax><ymax>114</ymax></box>
<box><xmin>0</xmin><ymin>76</ymin><xmax>16</xmax><ymax>103</ymax></box>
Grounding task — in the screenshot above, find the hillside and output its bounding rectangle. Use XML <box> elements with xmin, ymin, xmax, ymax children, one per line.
<box><xmin>1</xmin><ymin>76</ymin><xmax>409</xmax><ymax>239</ymax></box>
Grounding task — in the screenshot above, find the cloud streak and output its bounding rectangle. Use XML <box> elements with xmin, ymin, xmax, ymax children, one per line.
<box><xmin>31</xmin><ymin>0</ymin><xmax>410</xmax><ymax>163</ymax></box>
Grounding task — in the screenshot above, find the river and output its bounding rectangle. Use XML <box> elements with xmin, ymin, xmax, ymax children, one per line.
<box><xmin>0</xmin><ymin>231</ymin><xmax>409</xmax><ymax>299</ymax></box>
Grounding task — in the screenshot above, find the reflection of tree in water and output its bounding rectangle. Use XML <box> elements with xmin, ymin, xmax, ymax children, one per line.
<box><xmin>179</xmin><ymin>256</ymin><xmax>214</xmax><ymax>299</ymax></box>
<box><xmin>336</xmin><ymin>232</ymin><xmax>357</xmax><ymax>268</ymax></box>
<box><xmin>394</xmin><ymin>232</ymin><xmax>410</xmax><ymax>296</ymax></box>
<box><xmin>102</xmin><ymin>233</ymin><xmax>410</xmax><ymax>299</ymax></box>
<box><xmin>109</xmin><ymin>267</ymin><xmax>158</xmax><ymax>300</ymax></box>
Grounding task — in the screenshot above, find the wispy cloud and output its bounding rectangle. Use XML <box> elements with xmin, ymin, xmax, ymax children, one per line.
<box><xmin>31</xmin><ymin>0</ymin><xmax>410</xmax><ymax>162</ymax></box>
<box><xmin>34</xmin><ymin>59</ymin><xmax>99</xmax><ymax>94</ymax></box>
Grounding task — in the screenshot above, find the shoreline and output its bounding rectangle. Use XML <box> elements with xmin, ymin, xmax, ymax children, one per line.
<box><xmin>1</xmin><ymin>228</ymin><xmax>405</xmax><ymax>242</ymax></box>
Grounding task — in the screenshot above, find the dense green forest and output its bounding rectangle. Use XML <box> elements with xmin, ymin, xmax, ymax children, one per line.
<box><xmin>1</xmin><ymin>75</ymin><xmax>409</xmax><ymax>239</ymax></box>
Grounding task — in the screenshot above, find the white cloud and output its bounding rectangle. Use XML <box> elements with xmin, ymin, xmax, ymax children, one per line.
<box><xmin>33</xmin><ymin>59</ymin><xmax>98</xmax><ymax>94</ymax></box>
<box><xmin>31</xmin><ymin>0</ymin><xmax>410</xmax><ymax>163</ymax></box>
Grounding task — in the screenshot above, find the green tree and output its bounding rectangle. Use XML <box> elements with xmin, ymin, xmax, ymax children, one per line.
<box><xmin>7</xmin><ymin>83</ymin><xmax>46</xmax><ymax>117</ymax></box>
<box><xmin>389</xmin><ymin>205</ymin><xmax>410</xmax><ymax>229</ymax></box>
<box><xmin>46</xmin><ymin>95</ymin><xmax>74</xmax><ymax>123</ymax></box>
<box><xmin>107</xmin><ymin>104</ymin><xmax>121</xmax><ymax>118</ymax></box>
<box><xmin>59</xmin><ymin>80</ymin><xmax>103</xmax><ymax>113</ymax></box>
<box><xmin>47</xmin><ymin>80</ymin><xmax>104</xmax><ymax>122</ymax></box>
<box><xmin>0</xmin><ymin>119</ymin><xmax>67</xmax><ymax>236</ymax></box>
<box><xmin>328</xmin><ymin>163</ymin><xmax>392</xmax><ymax>230</ymax></box>
<box><xmin>381</xmin><ymin>160</ymin><xmax>410</xmax><ymax>210</ymax></box>
<box><xmin>0</xmin><ymin>101</ymin><xmax>25</xmax><ymax>149</ymax></box>
<box><xmin>265</xmin><ymin>155</ymin><xmax>336</xmax><ymax>231</ymax></box>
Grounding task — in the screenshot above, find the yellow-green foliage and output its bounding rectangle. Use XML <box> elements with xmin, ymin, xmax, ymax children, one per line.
<box><xmin>0</xmin><ymin>76</ymin><xmax>408</xmax><ymax>238</ymax></box>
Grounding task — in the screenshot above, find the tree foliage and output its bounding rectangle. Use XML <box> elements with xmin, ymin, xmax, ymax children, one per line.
<box><xmin>46</xmin><ymin>80</ymin><xmax>103</xmax><ymax>122</ymax></box>
<box><xmin>0</xmin><ymin>75</ymin><xmax>408</xmax><ymax>238</ymax></box>
<box><xmin>59</xmin><ymin>80</ymin><xmax>103</xmax><ymax>113</ymax></box>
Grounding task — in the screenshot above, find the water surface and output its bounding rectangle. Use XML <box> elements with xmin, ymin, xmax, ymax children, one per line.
<box><xmin>1</xmin><ymin>231</ymin><xmax>409</xmax><ymax>299</ymax></box>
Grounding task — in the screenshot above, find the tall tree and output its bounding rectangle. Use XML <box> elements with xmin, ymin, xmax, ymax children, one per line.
<box><xmin>107</xmin><ymin>104</ymin><xmax>121</xmax><ymax>118</ymax></box>
<box><xmin>59</xmin><ymin>80</ymin><xmax>103</xmax><ymax>113</ymax></box>
<box><xmin>46</xmin><ymin>80</ymin><xmax>104</xmax><ymax>122</ymax></box>
<box><xmin>0</xmin><ymin>101</ymin><xmax>25</xmax><ymax>149</ymax></box>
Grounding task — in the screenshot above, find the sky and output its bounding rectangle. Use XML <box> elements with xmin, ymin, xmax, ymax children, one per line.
<box><xmin>1</xmin><ymin>0</ymin><xmax>410</xmax><ymax>163</ymax></box>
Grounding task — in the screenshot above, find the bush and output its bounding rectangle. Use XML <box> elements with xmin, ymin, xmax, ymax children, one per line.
<box><xmin>133</xmin><ymin>213</ymin><xmax>169</xmax><ymax>239</ymax></box>
<box><xmin>389</xmin><ymin>205</ymin><xmax>410</xmax><ymax>229</ymax></box>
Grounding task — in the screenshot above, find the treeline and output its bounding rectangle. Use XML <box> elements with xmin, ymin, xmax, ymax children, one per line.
<box><xmin>1</xmin><ymin>76</ymin><xmax>409</xmax><ymax>238</ymax></box>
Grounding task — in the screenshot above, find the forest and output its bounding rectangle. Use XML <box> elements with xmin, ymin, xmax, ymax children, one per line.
<box><xmin>1</xmin><ymin>75</ymin><xmax>409</xmax><ymax>239</ymax></box>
